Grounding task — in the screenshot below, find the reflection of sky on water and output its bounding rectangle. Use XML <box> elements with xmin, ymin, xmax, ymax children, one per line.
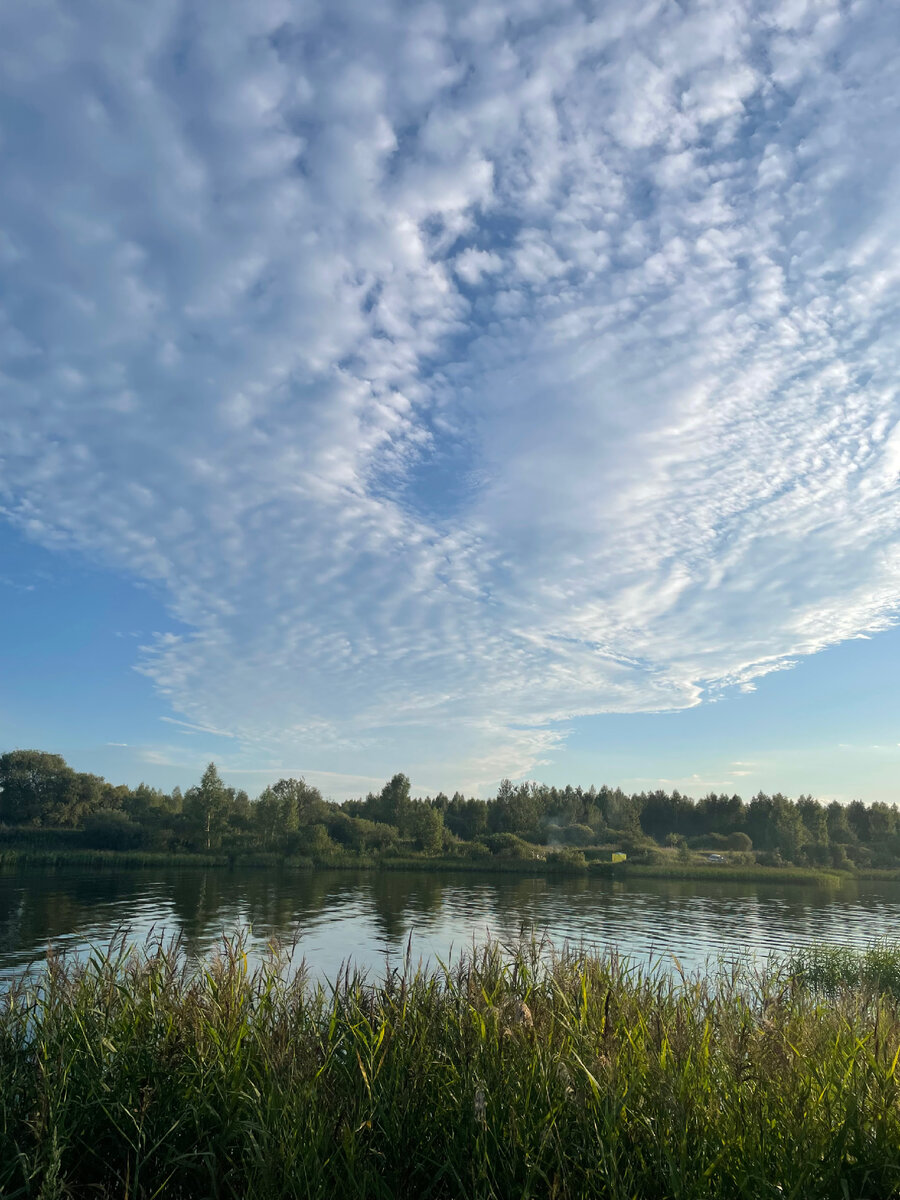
<box><xmin>3</xmin><ymin>867</ymin><xmax>900</xmax><ymax>985</ymax></box>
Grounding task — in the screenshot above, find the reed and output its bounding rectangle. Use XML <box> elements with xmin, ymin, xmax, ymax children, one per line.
<box><xmin>2</xmin><ymin>936</ymin><xmax>900</xmax><ymax>1198</ymax></box>
<box><xmin>624</xmin><ymin>862</ymin><xmax>844</xmax><ymax>886</ymax></box>
<box><xmin>788</xmin><ymin>941</ymin><xmax>900</xmax><ymax>998</ymax></box>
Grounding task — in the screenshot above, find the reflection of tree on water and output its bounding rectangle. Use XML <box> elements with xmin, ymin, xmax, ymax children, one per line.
<box><xmin>162</xmin><ymin>868</ymin><xmax>373</xmax><ymax>955</ymax></box>
<box><xmin>365</xmin><ymin>870</ymin><xmax>448</xmax><ymax>950</ymax></box>
<box><xmin>0</xmin><ymin>868</ymin><xmax>152</xmax><ymax>965</ymax></box>
<box><xmin>240</xmin><ymin>869</ymin><xmax>336</xmax><ymax>937</ymax></box>
<box><xmin>165</xmin><ymin>869</ymin><xmax>255</xmax><ymax>953</ymax></box>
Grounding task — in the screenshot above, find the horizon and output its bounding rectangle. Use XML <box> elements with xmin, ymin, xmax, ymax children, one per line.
<box><xmin>3</xmin><ymin>0</ymin><xmax>900</xmax><ymax>805</ymax></box>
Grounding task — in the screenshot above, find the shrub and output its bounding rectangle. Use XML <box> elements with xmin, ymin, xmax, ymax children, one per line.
<box><xmin>82</xmin><ymin>809</ymin><xmax>143</xmax><ymax>851</ymax></box>
<box><xmin>545</xmin><ymin>847</ymin><xmax>587</xmax><ymax>870</ymax></box>
<box><xmin>560</xmin><ymin>823</ymin><xmax>595</xmax><ymax>847</ymax></box>
<box><xmin>484</xmin><ymin>833</ymin><xmax>535</xmax><ymax>860</ymax></box>
<box><xmin>724</xmin><ymin>832</ymin><xmax>752</xmax><ymax>851</ymax></box>
<box><xmin>460</xmin><ymin>840</ymin><xmax>492</xmax><ymax>859</ymax></box>
<box><xmin>755</xmin><ymin>849</ymin><xmax>783</xmax><ymax>867</ymax></box>
<box><xmin>830</xmin><ymin>844</ymin><xmax>851</xmax><ymax>870</ymax></box>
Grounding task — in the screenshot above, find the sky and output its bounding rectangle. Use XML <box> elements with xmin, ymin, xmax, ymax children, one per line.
<box><xmin>2</xmin><ymin>0</ymin><xmax>900</xmax><ymax>804</ymax></box>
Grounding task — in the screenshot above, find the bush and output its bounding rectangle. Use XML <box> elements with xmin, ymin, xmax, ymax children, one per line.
<box><xmin>304</xmin><ymin>824</ymin><xmax>340</xmax><ymax>860</ymax></box>
<box><xmin>82</xmin><ymin>809</ymin><xmax>143</xmax><ymax>851</ymax></box>
<box><xmin>830</xmin><ymin>844</ymin><xmax>851</xmax><ymax>870</ymax></box>
<box><xmin>724</xmin><ymin>832</ymin><xmax>752</xmax><ymax>851</ymax></box>
<box><xmin>755</xmin><ymin>849</ymin><xmax>783</xmax><ymax>868</ymax></box>
<box><xmin>460</xmin><ymin>840</ymin><xmax>492</xmax><ymax>859</ymax></box>
<box><xmin>546</xmin><ymin>847</ymin><xmax>587</xmax><ymax>870</ymax></box>
<box><xmin>560</xmin><ymin>823</ymin><xmax>595</xmax><ymax>847</ymax></box>
<box><xmin>484</xmin><ymin>833</ymin><xmax>536</xmax><ymax>860</ymax></box>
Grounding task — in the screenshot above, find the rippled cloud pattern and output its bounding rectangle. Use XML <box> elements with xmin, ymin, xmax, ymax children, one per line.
<box><xmin>2</xmin><ymin>0</ymin><xmax>900</xmax><ymax>786</ymax></box>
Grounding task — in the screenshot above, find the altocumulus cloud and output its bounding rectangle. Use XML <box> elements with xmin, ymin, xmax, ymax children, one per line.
<box><xmin>2</xmin><ymin>0</ymin><xmax>900</xmax><ymax>788</ymax></box>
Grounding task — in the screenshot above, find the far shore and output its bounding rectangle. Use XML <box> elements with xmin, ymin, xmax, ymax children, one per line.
<box><xmin>0</xmin><ymin>845</ymin><xmax>865</xmax><ymax>886</ymax></box>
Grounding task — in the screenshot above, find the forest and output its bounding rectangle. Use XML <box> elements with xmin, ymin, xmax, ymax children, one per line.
<box><xmin>2</xmin><ymin>748</ymin><xmax>900</xmax><ymax>871</ymax></box>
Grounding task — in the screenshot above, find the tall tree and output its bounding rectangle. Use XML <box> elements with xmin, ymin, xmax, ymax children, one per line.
<box><xmin>185</xmin><ymin>763</ymin><xmax>230</xmax><ymax>851</ymax></box>
<box><xmin>379</xmin><ymin>774</ymin><xmax>412</xmax><ymax>833</ymax></box>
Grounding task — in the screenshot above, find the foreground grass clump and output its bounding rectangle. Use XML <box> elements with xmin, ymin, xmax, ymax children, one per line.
<box><xmin>3</xmin><ymin>940</ymin><xmax>900</xmax><ymax>1199</ymax></box>
<box><xmin>789</xmin><ymin>942</ymin><xmax>900</xmax><ymax>998</ymax></box>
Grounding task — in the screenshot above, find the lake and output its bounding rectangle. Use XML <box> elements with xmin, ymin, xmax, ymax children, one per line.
<box><xmin>3</xmin><ymin>865</ymin><xmax>900</xmax><ymax>984</ymax></box>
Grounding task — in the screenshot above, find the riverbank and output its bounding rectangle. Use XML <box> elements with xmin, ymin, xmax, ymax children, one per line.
<box><xmin>2</xmin><ymin>937</ymin><xmax>899</xmax><ymax>1199</ymax></box>
<box><xmin>0</xmin><ymin>844</ymin><xmax>848</xmax><ymax>886</ymax></box>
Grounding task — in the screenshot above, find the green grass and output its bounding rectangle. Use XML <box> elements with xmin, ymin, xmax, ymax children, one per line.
<box><xmin>788</xmin><ymin>942</ymin><xmax>900</xmax><ymax>997</ymax></box>
<box><xmin>623</xmin><ymin>862</ymin><xmax>844</xmax><ymax>886</ymax></box>
<box><xmin>3</xmin><ymin>937</ymin><xmax>900</xmax><ymax>1199</ymax></box>
<box><xmin>0</xmin><ymin>845</ymin><xmax>850</xmax><ymax>887</ymax></box>
<box><xmin>0</xmin><ymin>849</ymin><xmax>325</xmax><ymax>871</ymax></box>
<box><xmin>380</xmin><ymin>854</ymin><xmax>573</xmax><ymax>874</ymax></box>
<box><xmin>0</xmin><ymin>848</ymin><xmax>229</xmax><ymax>870</ymax></box>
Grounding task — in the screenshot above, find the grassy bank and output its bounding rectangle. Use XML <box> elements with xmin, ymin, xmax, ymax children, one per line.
<box><xmin>0</xmin><ymin>847</ymin><xmax>230</xmax><ymax>870</ymax></box>
<box><xmin>379</xmin><ymin>854</ymin><xmax>589</xmax><ymax>875</ymax></box>
<box><xmin>3</xmin><ymin>938</ymin><xmax>900</xmax><ymax>1199</ymax></box>
<box><xmin>0</xmin><ymin>845</ymin><xmax>851</xmax><ymax>887</ymax></box>
<box><xmin>622</xmin><ymin>861</ymin><xmax>844</xmax><ymax>886</ymax></box>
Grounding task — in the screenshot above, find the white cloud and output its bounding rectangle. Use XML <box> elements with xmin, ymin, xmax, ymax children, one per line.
<box><xmin>2</xmin><ymin>0</ymin><xmax>900</xmax><ymax>790</ymax></box>
<box><xmin>454</xmin><ymin>248</ymin><xmax>505</xmax><ymax>286</ymax></box>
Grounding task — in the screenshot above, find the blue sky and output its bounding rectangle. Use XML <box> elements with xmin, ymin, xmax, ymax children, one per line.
<box><xmin>3</xmin><ymin>0</ymin><xmax>900</xmax><ymax>804</ymax></box>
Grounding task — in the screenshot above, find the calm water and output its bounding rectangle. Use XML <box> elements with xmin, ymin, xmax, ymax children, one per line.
<box><xmin>3</xmin><ymin>865</ymin><xmax>900</xmax><ymax>983</ymax></box>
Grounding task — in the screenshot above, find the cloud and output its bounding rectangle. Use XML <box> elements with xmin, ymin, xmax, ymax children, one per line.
<box><xmin>2</xmin><ymin>0</ymin><xmax>900</xmax><ymax>789</ymax></box>
<box><xmin>159</xmin><ymin>717</ymin><xmax>236</xmax><ymax>739</ymax></box>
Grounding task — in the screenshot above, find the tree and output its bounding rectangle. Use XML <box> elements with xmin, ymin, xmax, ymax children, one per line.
<box><xmin>489</xmin><ymin>780</ymin><xmax>541</xmax><ymax>835</ymax></box>
<box><xmin>0</xmin><ymin>750</ymin><xmax>76</xmax><ymax>825</ymax></box>
<box><xmin>408</xmin><ymin>802</ymin><xmax>443</xmax><ymax>854</ymax></box>
<box><xmin>56</xmin><ymin>772</ymin><xmax>107</xmax><ymax>827</ymax></box>
<box><xmin>252</xmin><ymin>788</ymin><xmax>282</xmax><ymax>849</ymax></box>
<box><xmin>796</xmin><ymin>796</ymin><xmax>828</xmax><ymax>848</ymax></box>
<box><xmin>184</xmin><ymin>763</ymin><xmax>230</xmax><ymax>851</ymax></box>
<box><xmin>270</xmin><ymin>777</ymin><xmax>323</xmax><ymax>826</ymax></box>
<box><xmin>444</xmin><ymin>794</ymin><xmax>487</xmax><ymax>841</ymax></box>
<box><xmin>826</xmin><ymin>801</ymin><xmax>853</xmax><ymax>845</ymax></box>
<box><xmin>640</xmin><ymin>790</ymin><xmax>694</xmax><ymax>842</ymax></box>
<box><xmin>378</xmin><ymin>774</ymin><xmax>412</xmax><ymax>833</ymax></box>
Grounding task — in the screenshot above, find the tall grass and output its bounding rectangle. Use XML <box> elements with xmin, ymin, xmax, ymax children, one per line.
<box><xmin>789</xmin><ymin>941</ymin><xmax>900</xmax><ymax>998</ymax></box>
<box><xmin>3</xmin><ymin>937</ymin><xmax>900</xmax><ymax>1198</ymax></box>
<box><xmin>624</xmin><ymin>862</ymin><xmax>844</xmax><ymax>885</ymax></box>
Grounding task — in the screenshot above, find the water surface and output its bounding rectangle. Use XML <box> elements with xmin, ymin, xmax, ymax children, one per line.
<box><xmin>3</xmin><ymin>865</ymin><xmax>900</xmax><ymax>983</ymax></box>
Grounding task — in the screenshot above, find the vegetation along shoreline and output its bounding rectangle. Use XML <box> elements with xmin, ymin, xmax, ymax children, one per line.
<box><xmin>3</xmin><ymin>748</ymin><xmax>899</xmax><ymax>885</ymax></box>
<box><xmin>3</xmin><ymin>935</ymin><xmax>900</xmax><ymax>1198</ymax></box>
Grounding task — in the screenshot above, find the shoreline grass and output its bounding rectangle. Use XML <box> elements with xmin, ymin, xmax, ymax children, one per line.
<box><xmin>0</xmin><ymin>846</ymin><xmax>852</xmax><ymax>887</ymax></box>
<box><xmin>621</xmin><ymin>861</ymin><xmax>844</xmax><ymax>886</ymax></box>
<box><xmin>3</xmin><ymin>936</ymin><xmax>900</xmax><ymax>1198</ymax></box>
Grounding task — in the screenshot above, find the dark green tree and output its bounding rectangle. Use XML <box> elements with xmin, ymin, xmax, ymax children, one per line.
<box><xmin>0</xmin><ymin>750</ymin><xmax>76</xmax><ymax>825</ymax></box>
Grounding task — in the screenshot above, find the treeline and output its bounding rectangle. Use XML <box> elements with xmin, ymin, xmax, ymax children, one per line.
<box><xmin>2</xmin><ymin>749</ymin><xmax>900</xmax><ymax>869</ymax></box>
